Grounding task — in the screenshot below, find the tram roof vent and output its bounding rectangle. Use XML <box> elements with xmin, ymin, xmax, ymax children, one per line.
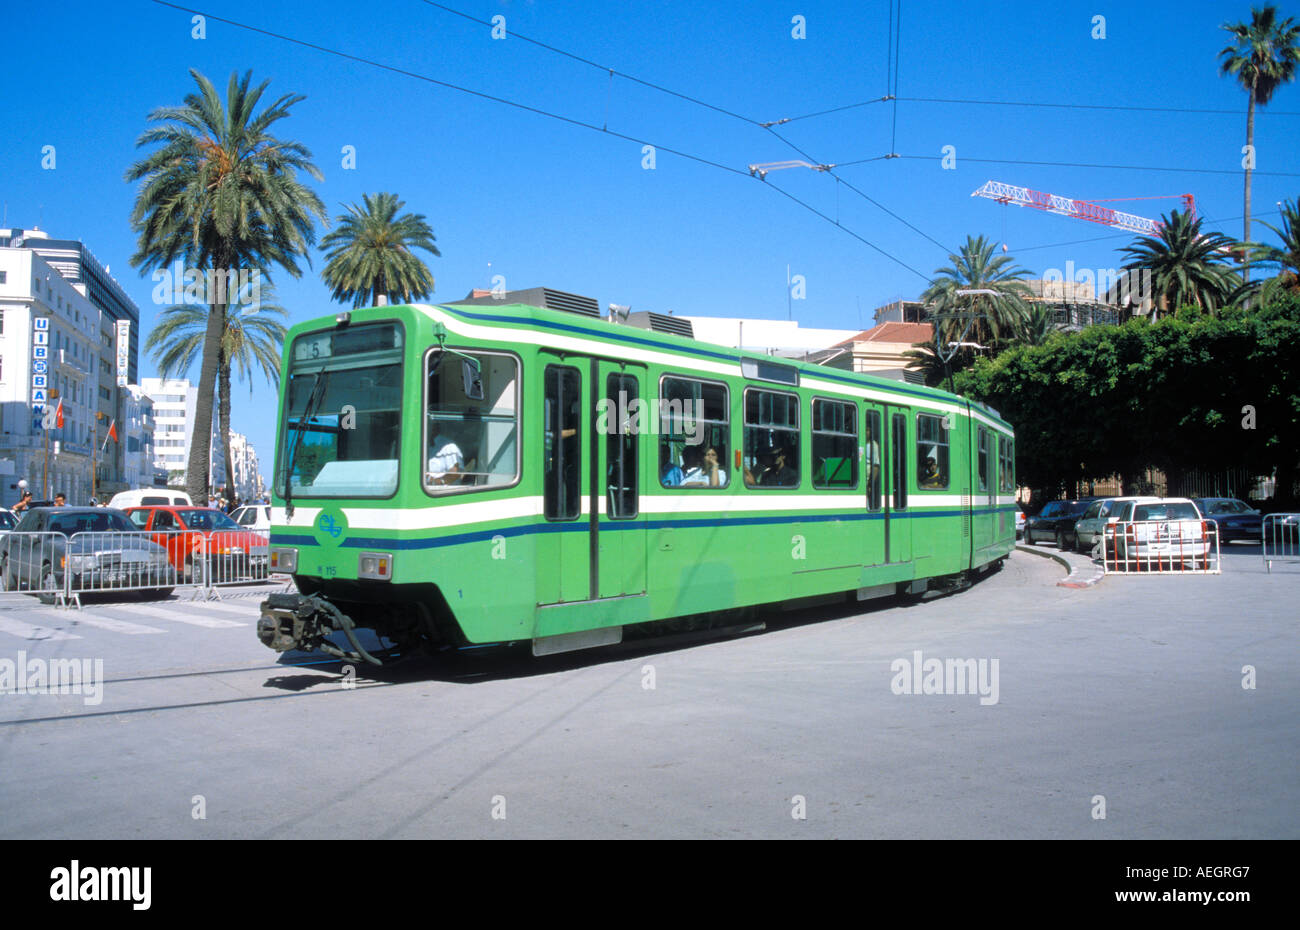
<box><xmin>624</xmin><ymin>311</ymin><xmax>694</xmax><ymax>339</ymax></box>
<box><xmin>447</xmin><ymin>287</ymin><xmax>601</xmax><ymax>317</ymax></box>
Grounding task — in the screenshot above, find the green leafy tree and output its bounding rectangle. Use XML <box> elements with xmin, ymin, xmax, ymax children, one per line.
<box><xmin>145</xmin><ymin>284</ymin><xmax>289</xmax><ymax>501</ymax></box>
<box><xmin>921</xmin><ymin>234</ymin><xmax>1032</xmax><ymax>354</ymax></box>
<box><xmin>126</xmin><ymin>69</ymin><xmax>325</xmax><ymax>504</ymax></box>
<box><xmin>1219</xmin><ymin>5</ymin><xmax>1300</xmax><ymax>281</ymax></box>
<box><xmin>1120</xmin><ymin>210</ymin><xmax>1241</xmax><ymax>316</ymax></box>
<box><xmin>321</xmin><ymin>192</ymin><xmax>440</xmax><ymax>308</ymax></box>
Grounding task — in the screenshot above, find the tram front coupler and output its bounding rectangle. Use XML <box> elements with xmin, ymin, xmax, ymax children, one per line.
<box><xmin>258</xmin><ymin>593</ymin><xmax>384</xmax><ymax>666</ymax></box>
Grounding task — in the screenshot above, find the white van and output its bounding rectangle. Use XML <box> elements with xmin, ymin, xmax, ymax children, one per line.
<box><xmin>106</xmin><ymin>488</ymin><xmax>194</xmax><ymax>509</ymax></box>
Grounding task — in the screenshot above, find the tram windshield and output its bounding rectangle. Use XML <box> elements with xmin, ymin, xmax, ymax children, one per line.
<box><xmin>276</xmin><ymin>322</ymin><xmax>404</xmax><ymax>499</ymax></box>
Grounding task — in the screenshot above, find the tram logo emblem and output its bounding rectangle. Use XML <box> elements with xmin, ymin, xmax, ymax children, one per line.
<box><xmin>318</xmin><ymin>514</ymin><xmax>344</xmax><ymax>538</ymax></box>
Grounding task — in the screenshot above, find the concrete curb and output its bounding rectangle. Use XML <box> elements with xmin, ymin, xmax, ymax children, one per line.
<box><xmin>1015</xmin><ymin>543</ymin><xmax>1106</xmax><ymax>588</ymax></box>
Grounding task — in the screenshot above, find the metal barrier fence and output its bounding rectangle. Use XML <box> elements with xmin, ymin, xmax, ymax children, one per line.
<box><xmin>0</xmin><ymin>527</ymin><xmax>278</xmax><ymax>608</ymax></box>
<box><xmin>1262</xmin><ymin>513</ymin><xmax>1300</xmax><ymax>573</ymax></box>
<box><xmin>1103</xmin><ymin>519</ymin><xmax>1221</xmax><ymax>574</ymax></box>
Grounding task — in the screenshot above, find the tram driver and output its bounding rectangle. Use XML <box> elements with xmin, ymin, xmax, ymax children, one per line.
<box><xmin>427</xmin><ymin>424</ymin><xmax>465</xmax><ymax>485</ymax></box>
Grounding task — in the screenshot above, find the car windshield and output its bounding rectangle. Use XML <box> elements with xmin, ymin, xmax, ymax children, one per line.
<box><xmin>179</xmin><ymin>509</ymin><xmax>241</xmax><ymax>531</ymax></box>
<box><xmin>1204</xmin><ymin>499</ymin><xmax>1253</xmax><ymax>515</ymax></box>
<box><xmin>0</xmin><ymin>512</ymin><xmax>15</xmax><ymax>530</ymax></box>
<box><xmin>48</xmin><ymin>512</ymin><xmax>137</xmax><ymax>534</ymax></box>
<box><xmin>1134</xmin><ymin>503</ymin><xmax>1200</xmax><ymax>521</ymax></box>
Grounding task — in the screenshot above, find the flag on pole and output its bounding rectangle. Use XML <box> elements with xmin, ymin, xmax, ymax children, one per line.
<box><xmin>55</xmin><ymin>398</ymin><xmax>63</xmax><ymax>429</ymax></box>
<box><xmin>100</xmin><ymin>419</ymin><xmax>119</xmax><ymax>454</ymax></box>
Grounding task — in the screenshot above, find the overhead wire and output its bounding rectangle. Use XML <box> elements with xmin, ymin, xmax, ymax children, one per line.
<box><xmin>146</xmin><ymin>0</ymin><xmax>936</xmax><ymax>279</ymax></box>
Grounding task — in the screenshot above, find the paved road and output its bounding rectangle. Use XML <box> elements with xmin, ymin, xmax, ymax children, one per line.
<box><xmin>0</xmin><ymin>549</ymin><xmax>1295</xmax><ymax>839</ymax></box>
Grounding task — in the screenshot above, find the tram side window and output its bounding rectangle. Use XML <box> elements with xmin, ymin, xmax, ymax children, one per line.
<box><xmin>999</xmin><ymin>436</ymin><xmax>1015</xmax><ymax>493</ymax></box>
<box><xmin>977</xmin><ymin>427</ymin><xmax>990</xmax><ymax>493</ymax></box>
<box><xmin>743</xmin><ymin>388</ymin><xmax>800</xmax><ymax>488</ymax></box>
<box><xmin>865</xmin><ymin>410</ymin><xmax>882</xmax><ymax>510</ymax></box>
<box><xmin>425</xmin><ymin>350</ymin><xmax>519</xmax><ymax>493</ymax></box>
<box><xmin>659</xmin><ymin>376</ymin><xmax>729</xmax><ymax>489</ymax></box>
<box><xmin>544</xmin><ymin>366</ymin><xmax>582</xmax><ymax>519</ymax></box>
<box><xmin>811</xmin><ymin>399</ymin><xmax>857</xmax><ymax>489</ymax></box>
<box><xmin>605</xmin><ymin>373</ymin><xmax>638</xmax><ymax>519</ymax></box>
<box><xmin>916</xmin><ymin>413</ymin><xmax>949</xmax><ymax>490</ymax></box>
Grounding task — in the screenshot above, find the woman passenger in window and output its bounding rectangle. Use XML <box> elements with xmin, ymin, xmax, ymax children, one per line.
<box><xmin>682</xmin><ymin>445</ymin><xmax>726</xmax><ymax>487</ymax></box>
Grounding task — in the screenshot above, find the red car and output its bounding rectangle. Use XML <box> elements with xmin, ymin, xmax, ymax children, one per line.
<box><xmin>126</xmin><ymin>506</ymin><xmax>270</xmax><ymax>582</ymax></box>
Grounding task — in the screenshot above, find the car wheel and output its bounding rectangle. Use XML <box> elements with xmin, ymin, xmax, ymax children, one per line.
<box><xmin>0</xmin><ymin>557</ymin><xmax>8</xmax><ymax>592</ymax></box>
<box><xmin>1056</xmin><ymin>530</ymin><xmax>1068</xmax><ymax>549</ymax></box>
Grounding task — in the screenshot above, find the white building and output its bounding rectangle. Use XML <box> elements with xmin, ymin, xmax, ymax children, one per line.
<box><xmin>680</xmin><ymin>316</ymin><xmax>860</xmax><ymax>358</ymax></box>
<box><xmin>122</xmin><ymin>384</ymin><xmax>157</xmax><ymax>490</ymax></box>
<box><xmin>141</xmin><ymin>377</ymin><xmax>198</xmax><ymax>486</ymax></box>
<box><xmin>1</xmin><ymin>228</ymin><xmax>139</xmax><ymax>506</ymax></box>
<box><xmin>140</xmin><ymin>377</ymin><xmax>264</xmax><ymax>499</ymax></box>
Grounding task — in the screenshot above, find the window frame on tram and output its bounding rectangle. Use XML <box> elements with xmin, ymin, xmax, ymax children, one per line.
<box><xmin>743</xmin><ymin>386</ymin><xmax>801</xmax><ymax>489</ymax></box>
<box><xmin>422</xmin><ymin>347</ymin><xmax>522</xmax><ymax>498</ymax></box>
<box><xmin>658</xmin><ymin>375</ymin><xmax>731</xmax><ymax>490</ymax></box>
<box><xmin>810</xmin><ymin>397</ymin><xmax>858</xmax><ymax>490</ymax></box>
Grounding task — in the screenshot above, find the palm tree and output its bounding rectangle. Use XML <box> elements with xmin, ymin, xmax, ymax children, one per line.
<box><xmin>320</xmin><ymin>192</ymin><xmax>440</xmax><ymax>307</ymax></box>
<box><xmin>1018</xmin><ymin>303</ymin><xmax>1064</xmax><ymax>346</ymax></box>
<box><xmin>145</xmin><ymin>284</ymin><xmax>289</xmax><ymax>502</ymax></box>
<box><xmin>1253</xmin><ymin>197</ymin><xmax>1300</xmax><ymax>297</ymax></box>
<box><xmin>1219</xmin><ymin>5</ymin><xmax>1300</xmax><ymax>281</ymax></box>
<box><xmin>1120</xmin><ymin>210</ymin><xmax>1242</xmax><ymax>316</ymax></box>
<box><xmin>902</xmin><ymin>341</ymin><xmax>952</xmax><ymax>388</ymax></box>
<box><xmin>126</xmin><ymin>69</ymin><xmax>325</xmax><ymax>504</ymax></box>
<box><xmin>921</xmin><ymin>234</ymin><xmax>1031</xmax><ymax>351</ymax></box>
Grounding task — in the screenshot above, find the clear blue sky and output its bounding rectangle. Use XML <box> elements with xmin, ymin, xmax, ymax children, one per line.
<box><xmin>4</xmin><ymin>0</ymin><xmax>1299</xmax><ymax>486</ymax></box>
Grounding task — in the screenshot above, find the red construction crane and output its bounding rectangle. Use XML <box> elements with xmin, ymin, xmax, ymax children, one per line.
<box><xmin>972</xmin><ymin>180</ymin><xmax>1194</xmax><ymax>236</ymax></box>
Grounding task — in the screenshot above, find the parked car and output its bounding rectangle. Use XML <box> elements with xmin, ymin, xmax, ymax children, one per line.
<box><xmin>229</xmin><ymin>503</ymin><xmax>272</xmax><ymax>532</ymax></box>
<box><xmin>1025</xmin><ymin>499</ymin><xmax>1093</xmax><ymax>548</ymax></box>
<box><xmin>0</xmin><ymin>509</ymin><xmax>16</xmax><ymax>537</ymax></box>
<box><xmin>1014</xmin><ymin>502</ymin><xmax>1026</xmax><ymax>539</ymax></box>
<box><xmin>1192</xmin><ymin>498</ymin><xmax>1262</xmax><ymax>544</ymax></box>
<box><xmin>125</xmin><ymin>505</ymin><xmax>269</xmax><ymax>582</ymax></box>
<box><xmin>1111</xmin><ymin>498</ymin><xmax>1211</xmax><ymax>567</ymax></box>
<box><xmin>107</xmin><ymin>488</ymin><xmax>193</xmax><ymax>509</ymax></box>
<box><xmin>0</xmin><ymin>506</ymin><xmax>173</xmax><ymax>598</ymax></box>
<box><xmin>1073</xmin><ymin>496</ymin><xmax>1162</xmax><ymax>556</ymax></box>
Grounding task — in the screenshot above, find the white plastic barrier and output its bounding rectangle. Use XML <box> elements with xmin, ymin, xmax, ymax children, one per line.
<box><xmin>0</xmin><ymin>531</ymin><xmax>74</xmax><ymax>602</ymax></box>
<box><xmin>1103</xmin><ymin>519</ymin><xmax>1221</xmax><ymax>574</ymax></box>
<box><xmin>63</xmin><ymin>529</ymin><xmax>185</xmax><ymax>600</ymax></box>
<box><xmin>1263</xmin><ymin>513</ymin><xmax>1300</xmax><ymax>573</ymax></box>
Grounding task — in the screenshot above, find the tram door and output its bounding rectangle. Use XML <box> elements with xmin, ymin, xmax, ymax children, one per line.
<box><xmin>596</xmin><ymin>361</ymin><xmax>647</xmax><ymax>599</ymax></box>
<box><xmin>972</xmin><ymin>422</ymin><xmax>995</xmax><ymax>562</ymax></box>
<box><xmin>541</xmin><ymin>357</ymin><xmax>591</xmax><ymax>604</ymax></box>
<box><xmin>883</xmin><ymin>405</ymin><xmax>912</xmax><ymax>563</ymax></box>
<box><xmin>863</xmin><ymin>404</ymin><xmax>886</xmax><ymax>564</ymax></box>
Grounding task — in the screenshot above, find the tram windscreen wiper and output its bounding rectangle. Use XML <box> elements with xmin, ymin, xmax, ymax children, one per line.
<box><xmin>283</xmin><ymin>368</ymin><xmax>330</xmax><ymax>518</ymax></box>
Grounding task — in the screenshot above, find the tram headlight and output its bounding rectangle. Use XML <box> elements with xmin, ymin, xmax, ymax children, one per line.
<box><xmin>358</xmin><ymin>551</ymin><xmax>392</xmax><ymax>581</ymax></box>
<box><xmin>270</xmin><ymin>547</ymin><xmax>298</xmax><ymax>573</ymax></box>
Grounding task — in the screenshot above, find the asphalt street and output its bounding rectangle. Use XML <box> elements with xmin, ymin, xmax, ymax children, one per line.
<box><xmin>0</xmin><ymin>547</ymin><xmax>1295</xmax><ymax>839</ymax></box>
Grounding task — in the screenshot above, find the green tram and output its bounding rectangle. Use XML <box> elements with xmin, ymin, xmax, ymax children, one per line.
<box><xmin>257</xmin><ymin>289</ymin><xmax>1017</xmax><ymax>664</ymax></box>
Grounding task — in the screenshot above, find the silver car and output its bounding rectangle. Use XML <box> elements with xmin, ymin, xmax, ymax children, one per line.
<box><xmin>1073</xmin><ymin>497</ymin><xmax>1161</xmax><ymax>557</ymax></box>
